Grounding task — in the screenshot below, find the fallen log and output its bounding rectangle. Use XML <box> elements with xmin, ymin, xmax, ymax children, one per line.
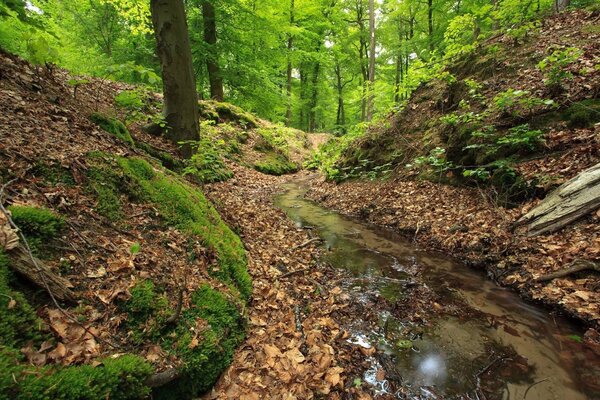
<box><xmin>8</xmin><ymin>244</ymin><xmax>77</xmax><ymax>303</ymax></box>
<box><xmin>515</xmin><ymin>162</ymin><xmax>600</xmax><ymax>236</ymax></box>
<box><xmin>145</xmin><ymin>368</ymin><xmax>180</xmax><ymax>388</ymax></box>
<box><xmin>535</xmin><ymin>260</ymin><xmax>600</xmax><ymax>282</ymax></box>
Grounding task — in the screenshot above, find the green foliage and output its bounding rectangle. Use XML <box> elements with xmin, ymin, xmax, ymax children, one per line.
<box><xmin>154</xmin><ymin>285</ymin><xmax>245</xmax><ymax>399</ymax></box>
<box><xmin>117</xmin><ymin>157</ymin><xmax>251</xmax><ymax>299</ymax></box>
<box><xmin>506</xmin><ymin>21</ymin><xmax>540</xmax><ymax>44</ymax></box>
<box><xmin>493</xmin><ymin>89</ymin><xmax>556</xmax><ymax>117</ymax></box>
<box><xmin>444</xmin><ymin>14</ymin><xmax>477</xmax><ymax>58</ymax></box>
<box><xmin>409</xmin><ymin>147</ymin><xmax>455</xmax><ymax>173</ymax></box>
<box><xmin>24</xmin><ymin>33</ymin><xmax>58</xmax><ymax>65</ymax></box>
<box><xmin>90</xmin><ymin>113</ymin><xmax>134</xmax><ymax>146</ymax></box>
<box><xmin>497</xmin><ymin>124</ymin><xmax>544</xmax><ymax>151</ymax></box>
<box><xmin>183</xmin><ymin>121</ymin><xmax>234</xmax><ymax>183</ymax></box>
<box><xmin>537</xmin><ymin>47</ymin><xmax>583</xmax><ymax>88</ymax></box>
<box><xmin>105</xmin><ymin>62</ymin><xmax>161</xmax><ymax>87</ymax></box>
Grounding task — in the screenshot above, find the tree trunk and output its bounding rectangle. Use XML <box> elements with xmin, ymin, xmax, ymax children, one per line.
<box><xmin>515</xmin><ymin>163</ymin><xmax>600</xmax><ymax>236</ymax></box>
<box><xmin>201</xmin><ymin>0</ymin><xmax>224</xmax><ymax>101</ymax></box>
<box><xmin>150</xmin><ymin>0</ymin><xmax>200</xmax><ymax>158</ymax></box>
<box><xmin>366</xmin><ymin>0</ymin><xmax>375</xmax><ymax>122</ymax></box>
<box><xmin>308</xmin><ymin>60</ymin><xmax>320</xmax><ymax>133</ymax></box>
<box><xmin>428</xmin><ymin>0</ymin><xmax>434</xmax><ymax>53</ymax></box>
<box><xmin>286</xmin><ymin>0</ymin><xmax>295</xmax><ymax>127</ymax></box>
<box><xmin>335</xmin><ymin>63</ymin><xmax>346</xmax><ymax>132</ymax></box>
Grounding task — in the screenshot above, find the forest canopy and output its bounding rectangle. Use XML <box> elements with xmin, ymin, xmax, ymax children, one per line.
<box><xmin>0</xmin><ymin>0</ymin><xmax>594</xmax><ymax>134</ymax></box>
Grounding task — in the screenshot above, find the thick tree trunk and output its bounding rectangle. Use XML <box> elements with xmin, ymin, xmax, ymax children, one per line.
<box><xmin>201</xmin><ymin>0</ymin><xmax>224</xmax><ymax>101</ymax></box>
<box><xmin>515</xmin><ymin>163</ymin><xmax>600</xmax><ymax>236</ymax></box>
<box><xmin>367</xmin><ymin>0</ymin><xmax>375</xmax><ymax>122</ymax></box>
<box><xmin>150</xmin><ymin>0</ymin><xmax>200</xmax><ymax>158</ymax></box>
<box><xmin>286</xmin><ymin>0</ymin><xmax>295</xmax><ymax>127</ymax></box>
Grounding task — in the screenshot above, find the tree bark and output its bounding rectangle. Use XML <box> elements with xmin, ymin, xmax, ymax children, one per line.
<box><xmin>150</xmin><ymin>0</ymin><xmax>200</xmax><ymax>158</ymax></box>
<box><xmin>366</xmin><ymin>0</ymin><xmax>375</xmax><ymax>122</ymax></box>
<box><xmin>286</xmin><ymin>0</ymin><xmax>295</xmax><ymax>127</ymax></box>
<box><xmin>335</xmin><ymin>63</ymin><xmax>346</xmax><ymax>132</ymax></box>
<box><xmin>201</xmin><ymin>0</ymin><xmax>224</xmax><ymax>101</ymax></box>
<box><xmin>428</xmin><ymin>0</ymin><xmax>434</xmax><ymax>53</ymax></box>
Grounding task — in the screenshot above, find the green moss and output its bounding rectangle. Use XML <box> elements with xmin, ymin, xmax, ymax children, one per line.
<box><xmin>8</xmin><ymin>206</ymin><xmax>65</xmax><ymax>254</ymax></box>
<box><xmin>0</xmin><ymin>353</ymin><xmax>152</xmax><ymax>400</ymax></box>
<box><xmin>85</xmin><ymin>154</ymin><xmax>124</xmax><ymax>221</ymax></box>
<box><xmin>128</xmin><ymin>280</ymin><xmax>162</xmax><ymax>317</ymax></box>
<box><xmin>135</xmin><ymin>142</ymin><xmax>184</xmax><ymax>173</ymax></box>
<box><xmin>254</xmin><ymin>152</ymin><xmax>298</xmax><ymax>175</ymax></box>
<box><xmin>31</xmin><ymin>162</ymin><xmax>75</xmax><ymax>186</ymax></box>
<box><xmin>0</xmin><ymin>251</ymin><xmax>45</xmax><ymax>348</ymax></box>
<box><xmin>154</xmin><ymin>285</ymin><xmax>245</xmax><ymax>399</ymax></box>
<box><xmin>562</xmin><ymin>99</ymin><xmax>600</xmax><ymax>129</ymax></box>
<box><xmin>8</xmin><ymin>205</ymin><xmax>65</xmax><ymax>240</ymax></box>
<box><xmin>117</xmin><ymin>157</ymin><xmax>251</xmax><ymax>299</ymax></box>
<box><xmin>90</xmin><ymin>113</ymin><xmax>135</xmax><ymax>146</ymax></box>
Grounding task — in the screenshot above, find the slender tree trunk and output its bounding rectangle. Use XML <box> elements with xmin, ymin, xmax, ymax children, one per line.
<box><xmin>286</xmin><ymin>0</ymin><xmax>295</xmax><ymax>126</ymax></box>
<box><xmin>428</xmin><ymin>0</ymin><xmax>434</xmax><ymax>53</ymax></box>
<box><xmin>366</xmin><ymin>0</ymin><xmax>375</xmax><ymax>121</ymax></box>
<box><xmin>395</xmin><ymin>18</ymin><xmax>403</xmax><ymax>103</ymax></box>
<box><xmin>335</xmin><ymin>63</ymin><xmax>346</xmax><ymax>132</ymax></box>
<box><xmin>309</xmin><ymin>60</ymin><xmax>320</xmax><ymax>133</ymax></box>
<box><xmin>150</xmin><ymin>0</ymin><xmax>200</xmax><ymax>158</ymax></box>
<box><xmin>201</xmin><ymin>0</ymin><xmax>224</xmax><ymax>101</ymax></box>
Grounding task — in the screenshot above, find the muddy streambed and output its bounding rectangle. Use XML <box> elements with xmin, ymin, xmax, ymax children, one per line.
<box><xmin>275</xmin><ymin>182</ymin><xmax>599</xmax><ymax>400</ymax></box>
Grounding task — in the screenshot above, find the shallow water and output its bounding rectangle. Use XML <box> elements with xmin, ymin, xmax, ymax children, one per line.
<box><xmin>275</xmin><ymin>182</ymin><xmax>600</xmax><ymax>400</ymax></box>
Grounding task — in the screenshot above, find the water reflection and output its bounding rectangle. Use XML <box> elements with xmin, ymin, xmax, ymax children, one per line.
<box><xmin>275</xmin><ymin>183</ymin><xmax>600</xmax><ymax>399</ymax></box>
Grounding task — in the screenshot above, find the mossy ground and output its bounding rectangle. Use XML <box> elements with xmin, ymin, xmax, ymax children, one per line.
<box><xmin>0</xmin><ymin>251</ymin><xmax>153</xmax><ymax>400</ymax></box>
<box><xmin>7</xmin><ymin>205</ymin><xmax>65</xmax><ymax>255</ymax></box>
<box><xmin>123</xmin><ymin>281</ymin><xmax>245</xmax><ymax>399</ymax></box>
<box><xmin>253</xmin><ymin>152</ymin><xmax>298</xmax><ymax>175</ymax></box>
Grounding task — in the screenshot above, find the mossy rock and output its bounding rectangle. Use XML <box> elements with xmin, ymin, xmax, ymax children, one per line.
<box><xmin>117</xmin><ymin>157</ymin><xmax>251</xmax><ymax>299</ymax></box>
<box><xmin>90</xmin><ymin>113</ymin><xmax>134</xmax><ymax>146</ymax></box>
<box><xmin>253</xmin><ymin>152</ymin><xmax>298</xmax><ymax>176</ymax></box>
<box><xmin>153</xmin><ymin>284</ymin><xmax>245</xmax><ymax>399</ymax></box>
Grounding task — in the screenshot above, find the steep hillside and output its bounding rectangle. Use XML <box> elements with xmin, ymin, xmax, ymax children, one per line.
<box><xmin>0</xmin><ymin>50</ymin><xmax>257</xmax><ymax>399</ymax></box>
<box><xmin>308</xmin><ymin>10</ymin><xmax>600</xmax><ymax>330</ymax></box>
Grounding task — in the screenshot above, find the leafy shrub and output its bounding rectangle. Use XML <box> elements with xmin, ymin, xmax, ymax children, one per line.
<box><xmin>493</xmin><ymin>89</ymin><xmax>556</xmax><ymax>117</ymax></box>
<box><xmin>497</xmin><ymin>124</ymin><xmax>544</xmax><ymax>151</ymax></box>
<box><xmin>537</xmin><ymin>47</ymin><xmax>582</xmax><ymax>88</ymax></box>
<box><xmin>409</xmin><ymin>147</ymin><xmax>455</xmax><ymax>173</ymax></box>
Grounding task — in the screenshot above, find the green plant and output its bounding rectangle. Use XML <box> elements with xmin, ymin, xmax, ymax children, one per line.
<box><xmin>497</xmin><ymin>124</ymin><xmax>544</xmax><ymax>151</ymax></box>
<box><xmin>409</xmin><ymin>147</ymin><xmax>455</xmax><ymax>173</ymax></box>
<box><xmin>537</xmin><ymin>47</ymin><xmax>582</xmax><ymax>88</ymax></box>
<box><xmin>493</xmin><ymin>89</ymin><xmax>556</xmax><ymax>117</ymax></box>
<box><xmin>506</xmin><ymin>21</ymin><xmax>540</xmax><ymax>45</ymax></box>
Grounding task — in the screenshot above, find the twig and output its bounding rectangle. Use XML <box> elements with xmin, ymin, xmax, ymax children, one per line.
<box><xmin>165</xmin><ymin>287</ymin><xmax>184</xmax><ymax>325</ymax></box>
<box><xmin>292</xmin><ymin>237</ymin><xmax>321</xmax><ymax>250</ymax></box>
<box><xmin>523</xmin><ymin>378</ymin><xmax>549</xmax><ymax>399</ymax></box>
<box><xmin>278</xmin><ymin>266</ymin><xmax>310</xmax><ymax>279</ymax></box>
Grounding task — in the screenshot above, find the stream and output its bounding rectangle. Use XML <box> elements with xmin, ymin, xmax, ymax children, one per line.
<box><xmin>275</xmin><ymin>182</ymin><xmax>600</xmax><ymax>400</ymax></box>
